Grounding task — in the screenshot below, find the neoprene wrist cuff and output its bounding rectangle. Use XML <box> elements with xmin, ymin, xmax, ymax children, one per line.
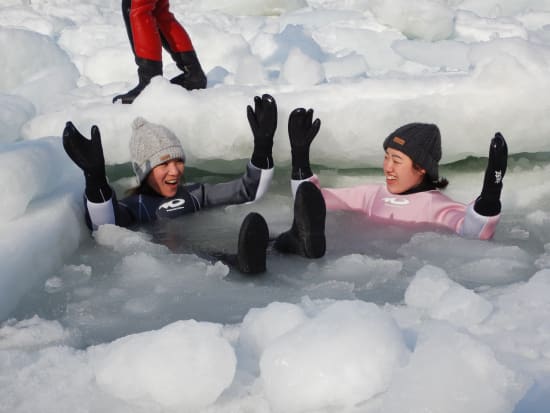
<box><xmin>251</xmin><ymin>153</ymin><xmax>273</xmax><ymax>169</ymax></box>
<box><xmin>474</xmin><ymin>196</ymin><xmax>501</xmax><ymax>216</ymax></box>
<box><xmin>85</xmin><ymin>174</ymin><xmax>112</xmax><ymax>203</ymax></box>
<box><xmin>291</xmin><ymin>166</ymin><xmax>313</xmax><ymax>180</ymax></box>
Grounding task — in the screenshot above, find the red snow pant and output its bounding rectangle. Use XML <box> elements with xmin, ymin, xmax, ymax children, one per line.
<box><xmin>128</xmin><ymin>0</ymin><xmax>194</xmax><ymax>61</ymax></box>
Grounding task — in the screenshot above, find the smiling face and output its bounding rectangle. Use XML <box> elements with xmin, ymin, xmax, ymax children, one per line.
<box><xmin>383</xmin><ymin>148</ymin><xmax>426</xmax><ymax>194</ymax></box>
<box><xmin>146</xmin><ymin>159</ymin><xmax>185</xmax><ymax>197</ymax></box>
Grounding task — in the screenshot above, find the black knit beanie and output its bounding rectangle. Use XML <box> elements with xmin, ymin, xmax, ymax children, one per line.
<box><xmin>383</xmin><ymin>123</ymin><xmax>442</xmax><ymax>181</ymax></box>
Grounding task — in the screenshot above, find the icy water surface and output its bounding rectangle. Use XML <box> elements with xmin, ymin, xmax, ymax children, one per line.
<box><xmin>9</xmin><ymin>154</ymin><xmax>549</xmax><ymax>347</ymax></box>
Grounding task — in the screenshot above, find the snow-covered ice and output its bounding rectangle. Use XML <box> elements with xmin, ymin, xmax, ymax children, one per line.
<box><xmin>2</xmin><ymin>0</ymin><xmax>550</xmax><ymax>412</ymax></box>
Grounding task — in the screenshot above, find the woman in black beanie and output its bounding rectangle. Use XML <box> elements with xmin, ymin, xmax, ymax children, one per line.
<box><xmin>276</xmin><ymin>108</ymin><xmax>508</xmax><ymax>243</ymax></box>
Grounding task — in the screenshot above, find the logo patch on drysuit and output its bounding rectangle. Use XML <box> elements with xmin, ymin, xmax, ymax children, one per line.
<box><xmin>383</xmin><ymin>197</ymin><xmax>410</xmax><ymax>206</ymax></box>
<box><xmin>392</xmin><ymin>136</ymin><xmax>406</xmax><ymax>146</ymax></box>
<box><xmin>159</xmin><ymin>198</ymin><xmax>186</xmax><ymax>211</ymax></box>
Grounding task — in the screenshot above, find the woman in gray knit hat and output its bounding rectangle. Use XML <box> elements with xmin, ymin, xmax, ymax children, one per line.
<box><xmin>275</xmin><ymin>108</ymin><xmax>508</xmax><ymax>241</ymax></box>
<box><xmin>63</xmin><ymin>94</ymin><xmax>326</xmax><ymax>274</ymax></box>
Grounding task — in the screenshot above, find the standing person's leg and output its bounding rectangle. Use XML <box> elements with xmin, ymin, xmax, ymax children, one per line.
<box><xmin>113</xmin><ymin>0</ymin><xmax>163</xmax><ymax>104</ymax></box>
<box><xmin>154</xmin><ymin>0</ymin><xmax>207</xmax><ymax>90</ymax></box>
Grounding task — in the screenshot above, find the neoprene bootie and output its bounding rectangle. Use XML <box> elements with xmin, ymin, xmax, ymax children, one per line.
<box><xmin>237</xmin><ymin>212</ymin><xmax>269</xmax><ymax>274</ymax></box>
<box><xmin>274</xmin><ymin>181</ymin><xmax>326</xmax><ymax>258</ymax></box>
<box><xmin>170</xmin><ymin>50</ymin><xmax>207</xmax><ymax>90</ymax></box>
<box><xmin>113</xmin><ymin>58</ymin><xmax>163</xmax><ymax>104</ymax></box>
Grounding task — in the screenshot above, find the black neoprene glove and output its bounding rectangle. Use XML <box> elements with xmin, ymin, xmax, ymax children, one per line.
<box><xmin>474</xmin><ymin>132</ymin><xmax>508</xmax><ymax>216</ymax></box>
<box><xmin>63</xmin><ymin>121</ymin><xmax>112</xmax><ymax>203</ymax></box>
<box><xmin>288</xmin><ymin>107</ymin><xmax>321</xmax><ymax>180</ymax></box>
<box><xmin>247</xmin><ymin>94</ymin><xmax>277</xmax><ymax>169</ymax></box>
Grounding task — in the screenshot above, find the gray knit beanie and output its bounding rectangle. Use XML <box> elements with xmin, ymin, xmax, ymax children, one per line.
<box><xmin>383</xmin><ymin>123</ymin><xmax>442</xmax><ymax>181</ymax></box>
<box><xmin>129</xmin><ymin>117</ymin><xmax>186</xmax><ymax>183</ymax></box>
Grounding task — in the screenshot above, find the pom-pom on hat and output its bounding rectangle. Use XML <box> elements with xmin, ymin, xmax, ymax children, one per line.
<box><xmin>129</xmin><ymin>117</ymin><xmax>186</xmax><ymax>183</ymax></box>
<box><xmin>383</xmin><ymin>122</ymin><xmax>442</xmax><ymax>181</ymax></box>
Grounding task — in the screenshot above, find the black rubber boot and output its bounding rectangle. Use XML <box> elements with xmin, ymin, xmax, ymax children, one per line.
<box><xmin>170</xmin><ymin>50</ymin><xmax>207</xmax><ymax>90</ymax></box>
<box><xmin>237</xmin><ymin>212</ymin><xmax>269</xmax><ymax>274</ymax></box>
<box><xmin>274</xmin><ymin>182</ymin><xmax>326</xmax><ymax>258</ymax></box>
<box><xmin>113</xmin><ymin>58</ymin><xmax>163</xmax><ymax>104</ymax></box>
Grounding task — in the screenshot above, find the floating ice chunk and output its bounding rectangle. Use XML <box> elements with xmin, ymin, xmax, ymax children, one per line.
<box><xmin>317</xmin><ymin>253</ymin><xmax>402</xmax><ymax>287</ymax></box>
<box><xmin>405</xmin><ymin>265</ymin><xmax>493</xmax><ymax>326</ymax></box>
<box><xmin>381</xmin><ymin>323</ymin><xmax>531</xmax><ymax>413</ymax></box>
<box><xmin>405</xmin><ymin>265</ymin><xmax>455</xmax><ymax>309</ymax></box>
<box><xmin>239</xmin><ymin>302</ymin><xmax>308</xmax><ymax>361</ymax></box>
<box><xmin>93</xmin><ymin>320</ymin><xmax>236</xmax><ymax>409</ymax></box>
<box><xmin>44</xmin><ymin>276</ymin><xmax>64</xmax><ymax>293</ymax></box>
<box><xmin>0</xmin><ymin>315</ymin><xmax>74</xmax><ymax>350</ymax></box>
<box><xmin>93</xmin><ymin>224</ymin><xmax>170</xmax><ymax>256</ymax></box>
<box><xmin>495</xmin><ymin>269</ymin><xmax>550</xmax><ymax>312</ymax></box>
<box><xmin>205</xmin><ymin>260</ymin><xmax>231</xmax><ymax>279</ymax></box>
<box><xmin>260</xmin><ymin>300</ymin><xmax>409</xmax><ymax>412</ymax></box>
<box><xmin>398</xmin><ymin>233</ymin><xmax>534</xmax><ymax>285</ymax></box>
<box><xmin>63</xmin><ymin>264</ymin><xmax>92</xmax><ymax>279</ymax></box>
<box><xmin>453</xmin><ymin>257</ymin><xmax>532</xmax><ymax>285</ymax></box>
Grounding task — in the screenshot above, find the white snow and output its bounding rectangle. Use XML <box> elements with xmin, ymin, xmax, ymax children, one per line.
<box><xmin>1</xmin><ymin>0</ymin><xmax>550</xmax><ymax>412</ymax></box>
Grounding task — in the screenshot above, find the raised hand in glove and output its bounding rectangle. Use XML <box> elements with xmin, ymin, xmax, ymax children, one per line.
<box><xmin>247</xmin><ymin>94</ymin><xmax>277</xmax><ymax>169</ymax></box>
<box><xmin>63</xmin><ymin>121</ymin><xmax>112</xmax><ymax>202</ymax></box>
<box><xmin>288</xmin><ymin>107</ymin><xmax>321</xmax><ymax>180</ymax></box>
<box><xmin>474</xmin><ymin>132</ymin><xmax>508</xmax><ymax>216</ymax></box>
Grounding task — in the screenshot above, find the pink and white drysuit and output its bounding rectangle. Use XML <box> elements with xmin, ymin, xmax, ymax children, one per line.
<box><xmin>292</xmin><ymin>176</ymin><xmax>500</xmax><ymax>240</ymax></box>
